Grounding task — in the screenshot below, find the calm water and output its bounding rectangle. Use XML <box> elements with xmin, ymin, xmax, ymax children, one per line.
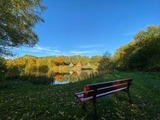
<box><xmin>51</xmin><ymin>70</ymin><xmax>95</xmax><ymax>85</ymax></box>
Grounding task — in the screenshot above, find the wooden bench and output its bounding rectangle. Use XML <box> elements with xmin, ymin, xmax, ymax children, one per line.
<box><xmin>75</xmin><ymin>78</ymin><xmax>133</xmax><ymax>116</ymax></box>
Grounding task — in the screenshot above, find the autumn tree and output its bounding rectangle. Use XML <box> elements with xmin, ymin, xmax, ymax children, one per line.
<box><xmin>38</xmin><ymin>65</ymin><xmax>49</xmax><ymax>74</ymax></box>
<box><xmin>0</xmin><ymin>0</ymin><xmax>46</xmax><ymax>56</ymax></box>
<box><xmin>54</xmin><ymin>57</ymin><xmax>63</xmax><ymax>66</ymax></box>
<box><xmin>54</xmin><ymin>74</ymin><xmax>63</xmax><ymax>82</ymax></box>
<box><xmin>24</xmin><ymin>58</ymin><xmax>37</xmax><ymax>75</ymax></box>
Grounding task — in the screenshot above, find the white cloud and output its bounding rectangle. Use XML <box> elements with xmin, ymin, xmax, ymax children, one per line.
<box><xmin>10</xmin><ymin>45</ymin><xmax>62</xmax><ymax>56</ymax></box>
<box><xmin>122</xmin><ymin>32</ymin><xmax>137</xmax><ymax>36</ymax></box>
<box><xmin>69</xmin><ymin>50</ymin><xmax>96</xmax><ymax>55</ymax></box>
<box><xmin>53</xmin><ymin>49</ymin><xmax>61</xmax><ymax>53</ymax></box>
<box><xmin>9</xmin><ymin>44</ymin><xmax>101</xmax><ymax>57</ymax></box>
<box><xmin>33</xmin><ymin>44</ymin><xmax>57</xmax><ymax>52</ymax></box>
<box><xmin>79</xmin><ymin>44</ymin><xmax>105</xmax><ymax>48</ymax></box>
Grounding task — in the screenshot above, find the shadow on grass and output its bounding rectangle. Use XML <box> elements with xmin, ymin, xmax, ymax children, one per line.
<box><xmin>20</xmin><ymin>75</ymin><xmax>51</xmax><ymax>85</ymax></box>
<box><xmin>0</xmin><ymin>71</ymin><xmax>160</xmax><ymax>119</ymax></box>
<box><xmin>0</xmin><ymin>75</ymin><xmax>51</xmax><ymax>90</ymax></box>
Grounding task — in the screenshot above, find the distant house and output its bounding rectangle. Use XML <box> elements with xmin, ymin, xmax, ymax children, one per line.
<box><xmin>76</xmin><ymin>63</ymin><xmax>83</xmax><ymax>67</ymax></box>
<box><xmin>86</xmin><ymin>63</ymin><xmax>92</xmax><ymax>67</ymax></box>
<box><xmin>86</xmin><ymin>70</ymin><xmax>92</xmax><ymax>76</ymax></box>
<box><xmin>69</xmin><ymin>70</ymin><xmax>74</xmax><ymax>75</ymax></box>
<box><xmin>76</xmin><ymin>70</ymin><xmax>82</xmax><ymax>75</ymax></box>
<box><xmin>69</xmin><ymin>63</ymin><xmax>74</xmax><ymax>67</ymax></box>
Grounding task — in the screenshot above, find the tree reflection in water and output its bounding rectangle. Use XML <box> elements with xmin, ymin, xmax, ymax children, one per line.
<box><xmin>51</xmin><ymin>70</ymin><xmax>94</xmax><ymax>85</ymax></box>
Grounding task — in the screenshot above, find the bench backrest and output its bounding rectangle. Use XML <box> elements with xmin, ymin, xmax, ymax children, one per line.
<box><xmin>83</xmin><ymin>78</ymin><xmax>133</xmax><ymax>99</ymax></box>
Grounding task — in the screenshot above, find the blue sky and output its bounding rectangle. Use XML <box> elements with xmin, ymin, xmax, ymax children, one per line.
<box><xmin>11</xmin><ymin>0</ymin><xmax>160</xmax><ymax>57</ymax></box>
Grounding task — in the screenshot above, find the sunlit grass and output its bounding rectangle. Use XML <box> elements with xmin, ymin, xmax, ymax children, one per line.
<box><xmin>0</xmin><ymin>71</ymin><xmax>160</xmax><ymax>119</ymax></box>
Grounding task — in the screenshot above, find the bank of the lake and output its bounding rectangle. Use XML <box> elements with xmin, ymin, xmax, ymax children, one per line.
<box><xmin>0</xmin><ymin>71</ymin><xmax>160</xmax><ymax>120</ymax></box>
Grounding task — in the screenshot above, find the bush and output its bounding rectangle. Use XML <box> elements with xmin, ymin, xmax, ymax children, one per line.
<box><xmin>0</xmin><ymin>82</ymin><xmax>8</xmax><ymax>89</ymax></box>
<box><xmin>29</xmin><ymin>76</ymin><xmax>50</xmax><ymax>85</ymax></box>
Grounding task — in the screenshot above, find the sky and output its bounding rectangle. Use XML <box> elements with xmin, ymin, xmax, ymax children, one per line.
<box><xmin>11</xmin><ymin>0</ymin><xmax>160</xmax><ymax>58</ymax></box>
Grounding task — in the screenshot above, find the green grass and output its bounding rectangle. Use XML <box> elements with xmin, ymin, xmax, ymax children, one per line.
<box><xmin>0</xmin><ymin>71</ymin><xmax>160</xmax><ymax>120</ymax></box>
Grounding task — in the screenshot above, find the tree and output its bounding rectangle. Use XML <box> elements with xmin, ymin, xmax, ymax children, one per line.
<box><xmin>90</xmin><ymin>55</ymin><xmax>101</xmax><ymax>66</ymax></box>
<box><xmin>0</xmin><ymin>0</ymin><xmax>46</xmax><ymax>56</ymax></box>
<box><xmin>54</xmin><ymin>57</ymin><xmax>63</xmax><ymax>66</ymax></box>
<box><xmin>6</xmin><ymin>63</ymin><xmax>21</xmax><ymax>78</ymax></box>
<box><xmin>97</xmin><ymin>52</ymin><xmax>112</xmax><ymax>71</ymax></box>
<box><xmin>113</xmin><ymin>25</ymin><xmax>160</xmax><ymax>71</ymax></box>
<box><xmin>24</xmin><ymin>58</ymin><xmax>37</xmax><ymax>75</ymax></box>
<box><xmin>0</xmin><ymin>57</ymin><xmax>7</xmax><ymax>80</ymax></box>
<box><xmin>29</xmin><ymin>65</ymin><xmax>38</xmax><ymax>75</ymax></box>
<box><xmin>38</xmin><ymin>65</ymin><xmax>49</xmax><ymax>74</ymax></box>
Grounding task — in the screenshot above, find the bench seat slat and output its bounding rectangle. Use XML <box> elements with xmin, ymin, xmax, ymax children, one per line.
<box><xmin>76</xmin><ymin>93</ymin><xmax>84</xmax><ymax>98</ymax></box>
<box><xmin>84</xmin><ymin>78</ymin><xmax>132</xmax><ymax>91</ymax></box>
<box><xmin>96</xmin><ymin>87</ymin><xmax>127</xmax><ymax>98</ymax></box>
<box><xmin>97</xmin><ymin>82</ymin><xmax>127</xmax><ymax>91</ymax></box>
<box><xmin>84</xmin><ymin>83</ymin><xmax>128</xmax><ymax>98</ymax></box>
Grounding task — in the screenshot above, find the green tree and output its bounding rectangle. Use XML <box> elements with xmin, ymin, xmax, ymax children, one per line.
<box><xmin>29</xmin><ymin>65</ymin><xmax>38</xmax><ymax>75</ymax></box>
<box><xmin>6</xmin><ymin>64</ymin><xmax>21</xmax><ymax>78</ymax></box>
<box><xmin>0</xmin><ymin>57</ymin><xmax>7</xmax><ymax>80</ymax></box>
<box><xmin>90</xmin><ymin>55</ymin><xmax>102</xmax><ymax>66</ymax></box>
<box><xmin>98</xmin><ymin>52</ymin><xmax>112</xmax><ymax>70</ymax></box>
<box><xmin>38</xmin><ymin>65</ymin><xmax>49</xmax><ymax>74</ymax></box>
<box><xmin>112</xmin><ymin>43</ymin><xmax>133</xmax><ymax>70</ymax></box>
<box><xmin>0</xmin><ymin>0</ymin><xmax>46</xmax><ymax>56</ymax></box>
<box><xmin>113</xmin><ymin>25</ymin><xmax>160</xmax><ymax>71</ymax></box>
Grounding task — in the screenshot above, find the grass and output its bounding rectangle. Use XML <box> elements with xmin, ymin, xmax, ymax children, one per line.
<box><xmin>0</xmin><ymin>71</ymin><xmax>160</xmax><ymax>120</ymax></box>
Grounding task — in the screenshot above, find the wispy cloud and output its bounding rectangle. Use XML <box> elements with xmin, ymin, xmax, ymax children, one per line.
<box><xmin>122</xmin><ymin>32</ymin><xmax>137</xmax><ymax>36</ymax></box>
<box><xmin>33</xmin><ymin>45</ymin><xmax>61</xmax><ymax>53</ymax></box>
<box><xmin>9</xmin><ymin>44</ymin><xmax>101</xmax><ymax>57</ymax></box>
<box><xmin>79</xmin><ymin>44</ymin><xmax>105</xmax><ymax>48</ymax></box>
<box><xmin>69</xmin><ymin>50</ymin><xmax>96</xmax><ymax>55</ymax></box>
<box><xmin>11</xmin><ymin>44</ymin><xmax>61</xmax><ymax>56</ymax></box>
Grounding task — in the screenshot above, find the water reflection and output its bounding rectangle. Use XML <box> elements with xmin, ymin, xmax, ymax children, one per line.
<box><xmin>51</xmin><ymin>80</ymin><xmax>69</xmax><ymax>85</ymax></box>
<box><xmin>51</xmin><ymin>70</ymin><xmax>94</xmax><ymax>85</ymax></box>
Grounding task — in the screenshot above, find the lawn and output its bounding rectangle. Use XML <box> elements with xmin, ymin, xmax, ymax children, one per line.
<box><xmin>0</xmin><ymin>71</ymin><xmax>160</xmax><ymax>120</ymax></box>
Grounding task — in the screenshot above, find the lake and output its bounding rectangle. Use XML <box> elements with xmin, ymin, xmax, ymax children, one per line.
<box><xmin>51</xmin><ymin>70</ymin><xmax>97</xmax><ymax>85</ymax></box>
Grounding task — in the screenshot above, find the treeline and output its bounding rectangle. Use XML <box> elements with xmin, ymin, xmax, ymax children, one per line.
<box><xmin>112</xmin><ymin>25</ymin><xmax>160</xmax><ymax>71</ymax></box>
<box><xmin>0</xmin><ymin>55</ymin><xmax>102</xmax><ymax>79</ymax></box>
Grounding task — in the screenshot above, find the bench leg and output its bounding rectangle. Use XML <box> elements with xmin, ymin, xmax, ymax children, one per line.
<box><xmin>93</xmin><ymin>99</ymin><xmax>97</xmax><ymax>120</ymax></box>
<box><xmin>82</xmin><ymin>103</ymin><xmax>87</xmax><ymax>111</ymax></box>
<box><xmin>127</xmin><ymin>91</ymin><xmax>132</xmax><ymax>104</ymax></box>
